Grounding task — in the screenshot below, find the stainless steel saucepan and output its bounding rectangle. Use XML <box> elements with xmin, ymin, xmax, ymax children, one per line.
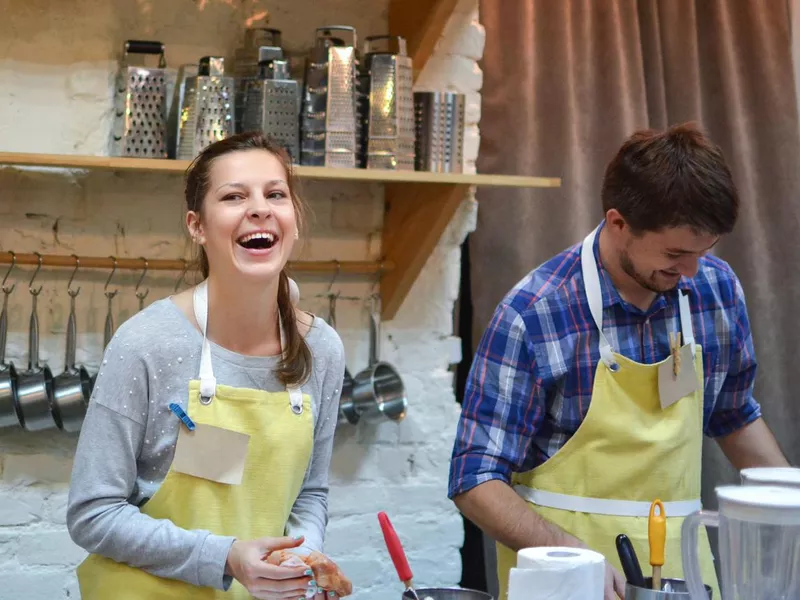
<box><xmin>16</xmin><ymin>253</ymin><xmax>57</xmax><ymax>431</ymax></box>
<box><xmin>352</xmin><ymin>296</ymin><xmax>407</xmax><ymax>422</ymax></box>
<box><xmin>91</xmin><ymin>257</ymin><xmax>119</xmax><ymax>390</ymax></box>
<box><xmin>52</xmin><ymin>257</ymin><xmax>93</xmax><ymax>433</ymax></box>
<box><xmin>0</xmin><ymin>252</ymin><xmax>21</xmax><ymax>429</ymax></box>
<box><xmin>327</xmin><ymin>293</ymin><xmax>358</xmax><ymax>426</ymax></box>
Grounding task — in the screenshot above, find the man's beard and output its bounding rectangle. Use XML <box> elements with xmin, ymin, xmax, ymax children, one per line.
<box><xmin>619</xmin><ymin>249</ymin><xmax>678</xmax><ymax>294</ymax></box>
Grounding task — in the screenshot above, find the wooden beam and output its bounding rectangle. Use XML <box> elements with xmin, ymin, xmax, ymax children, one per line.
<box><xmin>380</xmin><ymin>182</ymin><xmax>469</xmax><ymax>320</ymax></box>
<box><xmin>389</xmin><ymin>0</ymin><xmax>461</xmax><ymax>80</ymax></box>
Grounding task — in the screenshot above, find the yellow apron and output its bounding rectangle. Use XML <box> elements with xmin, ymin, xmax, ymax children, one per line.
<box><xmin>77</xmin><ymin>279</ymin><xmax>314</xmax><ymax>599</ymax></box>
<box><xmin>496</xmin><ymin>226</ymin><xmax>719</xmax><ymax>600</ymax></box>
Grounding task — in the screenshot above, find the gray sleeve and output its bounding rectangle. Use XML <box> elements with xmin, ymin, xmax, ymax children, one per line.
<box><xmin>66</xmin><ymin>328</ymin><xmax>236</xmax><ymax>590</ymax></box>
<box><xmin>285</xmin><ymin>330</ymin><xmax>346</xmax><ymax>554</ymax></box>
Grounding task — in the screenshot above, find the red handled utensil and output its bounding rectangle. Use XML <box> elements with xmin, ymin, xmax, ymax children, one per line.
<box><xmin>378</xmin><ymin>511</ymin><xmax>419</xmax><ymax>599</ymax></box>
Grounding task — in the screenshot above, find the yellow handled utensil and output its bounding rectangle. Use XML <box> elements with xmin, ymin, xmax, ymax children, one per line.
<box><xmin>649</xmin><ymin>499</ymin><xmax>666</xmax><ymax>590</ymax></box>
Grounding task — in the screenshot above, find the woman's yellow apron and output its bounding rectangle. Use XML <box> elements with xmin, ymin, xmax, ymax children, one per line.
<box><xmin>495</xmin><ymin>226</ymin><xmax>719</xmax><ymax>599</ymax></box>
<box><xmin>77</xmin><ymin>279</ymin><xmax>314</xmax><ymax>599</ymax></box>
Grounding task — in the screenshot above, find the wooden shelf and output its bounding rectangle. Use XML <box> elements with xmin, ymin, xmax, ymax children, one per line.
<box><xmin>0</xmin><ymin>152</ymin><xmax>560</xmax><ymax>188</ymax></box>
<box><xmin>0</xmin><ymin>151</ymin><xmax>561</xmax><ymax>320</ymax></box>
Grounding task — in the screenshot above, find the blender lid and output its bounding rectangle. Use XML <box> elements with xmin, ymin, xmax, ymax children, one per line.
<box><xmin>716</xmin><ymin>484</ymin><xmax>800</xmax><ymax>525</ymax></box>
<box><xmin>741</xmin><ymin>467</ymin><xmax>800</xmax><ymax>486</ymax></box>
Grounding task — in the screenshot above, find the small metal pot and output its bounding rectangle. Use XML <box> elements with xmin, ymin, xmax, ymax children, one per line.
<box><xmin>0</xmin><ymin>286</ymin><xmax>21</xmax><ymax>428</ymax></box>
<box><xmin>625</xmin><ymin>578</ymin><xmax>713</xmax><ymax>599</ymax></box>
<box><xmin>326</xmin><ymin>293</ymin><xmax>359</xmax><ymax>426</ymax></box>
<box><xmin>52</xmin><ymin>289</ymin><xmax>93</xmax><ymax>433</ymax></box>
<box><xmin>16</xmin><ymin>284</ymin><xmax>57</xmax><ymax>431</ymax></box>
<box><xmin>402</xmin><ymin>588</ymin><xmax>493</xmax><ymax>600</ymax></box>
<box><xmin>352</xmin><ymin>300</ymin><xmax>407</xmax><ymax>422</ymax></box>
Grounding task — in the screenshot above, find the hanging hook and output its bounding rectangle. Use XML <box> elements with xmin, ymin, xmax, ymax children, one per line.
<box><xmin>2</xmin><ymin>251</ymin><xmax>16</xmax><ymax>294</ymax></box>
<box><xmin>67</xmin><ymin>254</ymin><xmax>81</xmax><ymax>297</ymax></box>
<box><xmin>104</xmin><ymin>256</ymin><xmax>119</xmax><ymax>299</ymax></box>
<box><xmin>326</xmin><ymin>260</ymin><xmax>341</xmax><ymax>295</ymax></box>
<box><xmin>174</xmin><ymin>259</ymin><xmax>189</xmax><ymax>293</ymax></box>
<box><xmin>135</xmin><ymin>257</ymin><xmax>150</xmax><ymax>306</ymax></box>
<box><xmin>29</xmin><ymin>252</ymin><xmax>43</xmax><ymax>296</ymax></box>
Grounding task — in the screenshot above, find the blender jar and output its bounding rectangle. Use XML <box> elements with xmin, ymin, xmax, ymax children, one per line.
<box><xmin>681</xmin><ymin>485</ymin><xmax>800</xmax><ymax>600</ymax></box>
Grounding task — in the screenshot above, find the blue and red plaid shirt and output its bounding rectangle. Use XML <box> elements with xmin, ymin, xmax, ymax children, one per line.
<box><xmin>448</xmin><ymin>221</ymin><xmax>762</xmax><ymax>499</ymax></box>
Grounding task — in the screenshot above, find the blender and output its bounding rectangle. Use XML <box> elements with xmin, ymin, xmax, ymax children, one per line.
<box><xmin>740</xmin><ymin>467</ymin><xmax>800</xmax><ymax>489</ymax></box>
<box><xmin>681</xmin><ymin>484</ymin><xmax>800</xmax><ymax>599</ymax></box>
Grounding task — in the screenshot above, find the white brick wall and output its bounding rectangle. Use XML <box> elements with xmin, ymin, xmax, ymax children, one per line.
<box><xmin>0</xmin><ymin>1</ymin><xmax>483</xmax><ymax>598</ymax></box>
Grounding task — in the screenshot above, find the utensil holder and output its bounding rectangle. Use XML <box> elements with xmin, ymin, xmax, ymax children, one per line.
<box><xmin>625</xmin><ymin>578</ymin><xmax>713</xmax><ymax>599</ymax></box>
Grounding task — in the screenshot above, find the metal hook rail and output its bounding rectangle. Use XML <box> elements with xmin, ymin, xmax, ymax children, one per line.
<box><xmin>0</xmin><ymin>252</ymin><xmax>392</xmax><ymax>275</ymax></box>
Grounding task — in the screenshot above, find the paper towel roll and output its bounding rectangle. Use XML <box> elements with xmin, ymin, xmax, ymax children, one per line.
<box><xmin>507</xmin><ymin>547</ymin><xmax>605</xmax><ymax>600</ymax></box>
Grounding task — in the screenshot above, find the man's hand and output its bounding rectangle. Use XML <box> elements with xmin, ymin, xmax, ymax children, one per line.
<box><xmin>604</xmin><ymin>562</ymin><xmax>625</xmax><ymax>600</ymax></box>
<box><xmin>226</xmin><ymin>535</ymin><xmax>314</xmax><ymax>600</ymax></box>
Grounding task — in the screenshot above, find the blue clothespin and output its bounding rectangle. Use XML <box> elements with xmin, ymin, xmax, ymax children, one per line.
<box><xmin>169</xmin><ymin>403</ymin><xmax>196</xmax><ymax>431</ymax></box>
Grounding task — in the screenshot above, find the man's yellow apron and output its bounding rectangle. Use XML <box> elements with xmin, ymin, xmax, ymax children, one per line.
<box><xmin>496</xmin><ymin>226</ymin><xmax>719</xmax><ymax>600</ymax></box>
<box><xmin>77</xmin><ymin>279</ymin><xmax>314</xmax><ymax>599</ymax></box>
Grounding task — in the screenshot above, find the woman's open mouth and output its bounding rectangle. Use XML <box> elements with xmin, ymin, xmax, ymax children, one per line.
<box><xmin>237</xmin><ymin>231</ymin><xmax>279</xmax><ymax>254</ymax></box>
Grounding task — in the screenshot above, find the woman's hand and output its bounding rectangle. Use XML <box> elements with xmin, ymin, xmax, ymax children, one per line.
<box><xmin>226</xmin><ymin>535</ymin><xmax>315</xmax><ymax>600</ymax></box>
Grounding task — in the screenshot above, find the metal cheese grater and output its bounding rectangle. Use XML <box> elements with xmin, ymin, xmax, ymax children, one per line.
<box><xmin>300</xmin><ymin>26</ymin><xmax>359</xmax><ymax>168</ymax></box>
<box><xmin>234</xmin><ymin>28</ymin><xmax>284</xmax><ymax>133</ymax></box>
<box><xmin>414</xmin><ymin>91</ymin><xmax>466</xmax><ymax>173</ymax></box>
<box><xmin>240</xmin><ymin>47</ymin><xmax>300</xmax><ymax>162</ymax></box>
<box><xmin>357</xmin><ymin>35</ymin><xmax>415</xmax><ymax>170</ymax></box>
<box><xmin>176</xmin><ymin>57</ymin><xmax>235</xmax><ymax>160</ymax></box>
<box><xmin>110</xmin><ymin>40</ymin><xmax>169</xmax><ymax>158</ymax></box>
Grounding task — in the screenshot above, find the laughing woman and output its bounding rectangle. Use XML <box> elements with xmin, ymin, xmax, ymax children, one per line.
<box><xmin>67</xmin><ymin>132</ymin><xmax>352</xmax><ymax>600</ymax></box>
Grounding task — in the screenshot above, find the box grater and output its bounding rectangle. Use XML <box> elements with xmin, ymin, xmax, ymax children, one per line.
<box><xmin>234</xmin><ymin>27</ymin><xmax>284</xmax><ymax>133</ymax></box>
<box><xmin>357</xmin><ymin>35</ymin><xmax>415</xmax><ymax>170</ymax></box>
<box><xmin>176</xmin><ymin>57</ymin><xmax>235</xmax><ymax>160</ymax></box>
<box><xmin>240</xmin><ymin>47</ymin><xmax>300</xmax><ymax>162</ymax></box>
<box><xmin>110</xmin><ymin>40</ymin><xmax>169</xmax><ymax>159</ymax></box>
<box><xmin>300</xmin><ymin>26</ymin><xmax>359</xmax><ymax>168</ymax></box>
<box><xmin>413</xmin><ymin>91</ymin><xmax>465</xmax><ymax>173</ymax></box>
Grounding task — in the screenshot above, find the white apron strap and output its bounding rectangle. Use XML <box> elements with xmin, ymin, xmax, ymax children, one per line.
<box><xmin>678</xmin><ymin>290</ymin><xmax>696</xmax><ymax>357</ymax></box>
<box><xmin>192</xmin><ymin>279</ymin><xmax>303</xmax><ymax>414</ymax></box>
<box><xmin>581</xmin><ymin>226</ymin><xmax>619</xmax><ymax>372</ymax></box>
<box><xmin>513</xmin><ymin>485</ymin><xmax>701</xmax><ymax>518</ymax></box>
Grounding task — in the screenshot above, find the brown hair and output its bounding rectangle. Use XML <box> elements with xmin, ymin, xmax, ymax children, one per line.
<box><xmin>184</xmin><ymin>132</ymin><xmax>312</xmax><ymax>387</ymax></box>
<box><xmin>601</xmin><ymin>122</ymin><xmax>739</xmax><ymax>235</ymax></box>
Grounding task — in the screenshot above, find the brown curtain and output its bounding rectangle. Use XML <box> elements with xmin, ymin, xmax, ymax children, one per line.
<box><xmin>471</xmin><ymin>0</ymin><xmax>800</xmax><ymax>592</ymax></box>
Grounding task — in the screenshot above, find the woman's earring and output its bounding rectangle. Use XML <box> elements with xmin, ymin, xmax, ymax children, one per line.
<box><xmin>294</xmin><ymin>229</ymin><xmax>299</xmax><ymax>240</ymax></box>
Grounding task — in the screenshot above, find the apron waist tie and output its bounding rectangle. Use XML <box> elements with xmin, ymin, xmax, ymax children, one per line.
<box><xmin>513</xmin><ymin>485</ymin><xmax>702</xmax><ymax>517</ymax></box>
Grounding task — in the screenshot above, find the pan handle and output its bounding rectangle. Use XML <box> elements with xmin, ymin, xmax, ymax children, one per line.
<box><xmin>28</xmin><ymin>294</ymin><xmax>40</xmax><ymax>370</ymax></box>
<box><xmin>0</xmin><ymin>291</ymin><xmax>8</xmax><ymax>366</ymax></box>
<box><xmin>65</xmin><ymin>295</ymin><xmax>77</xmax><ymax>371</ymax></box>
<box><xmin>378</xmin><ymin>511</ymin><xmax>413</xmax><ymax>587</ymax></box>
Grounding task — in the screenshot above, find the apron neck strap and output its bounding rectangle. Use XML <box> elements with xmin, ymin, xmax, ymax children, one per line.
<box><xmin>581</xmin><ymin>225</ymin><xmax>696</xmax><ymax>370</ymax></box>
<box><xmin>192</xmin><ymin>279</ymin><xmax>303</xmax><ymax>411</ymax></box>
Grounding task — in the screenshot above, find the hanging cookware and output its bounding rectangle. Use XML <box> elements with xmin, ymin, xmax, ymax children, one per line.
<box><xmin>0</xmin><ymin>252</ymin><xmax>20</xmax><ymax>429</ymax></box>
<box><xmin>91</xmin><ymin>259</ymin><xmax>119</xmax><ymax>390</ymax></box>
<box><xmin>300</xmin><ymin>26</ymin><xmax>360</xmax><ymax>167</ymax></box>
<box><xmin>176</xmin><ymin>56</ymin><xmax>235</xmax><ymax>160</ymax></box>
<box><xmin>52</xmin><ymin>258</ymin><xmax>93</xmax><ymax>433</ymax></box>
<box><xmin>358</xmin><ymin>35</ymin><xmax>415</xmax><ymax>170</ymax></box>
<box><xmin>327</xmin><ymin>293</ymin><xmax>357</xmax><ymax>426</ymax></box>
<box><xmin>351</xmin><ymin>296</ymin><xmax>406</xmax><ymax>422</ymax></box>
<box><xmin>413</xmin><ymin>91</ymin><xmax>465</xmax><ymax>173</ymax></box>
<box><xmin>240</xmin><ymin>46</ymin><xmax>301</xmax><ymax>162</ymax></box>
<box><xmin>110</xmin><ymin>40</ymin><xmax>169</xmax><ymax>159</ymax></box>
<box><xmin>16</xmin><ymin>254</ymin><xmax>57</xmax><ymax>431</ymax></box>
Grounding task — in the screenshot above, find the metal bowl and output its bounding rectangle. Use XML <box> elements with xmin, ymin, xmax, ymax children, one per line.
<box><xmin>402</xmin><ymin>588</ymin><xmax>493</xmax><ymax>600</ymax></box>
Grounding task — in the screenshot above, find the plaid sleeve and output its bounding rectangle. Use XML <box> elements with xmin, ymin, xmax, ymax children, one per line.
<box><xmin>706</xmin><ymin>276</ymin><xmax>762</xmax><ymax>437</ymax></box>
<box><xmin>448</xmin><ymin>302</ymin><xmax>544</xmax><ymax>498</ymax></box>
